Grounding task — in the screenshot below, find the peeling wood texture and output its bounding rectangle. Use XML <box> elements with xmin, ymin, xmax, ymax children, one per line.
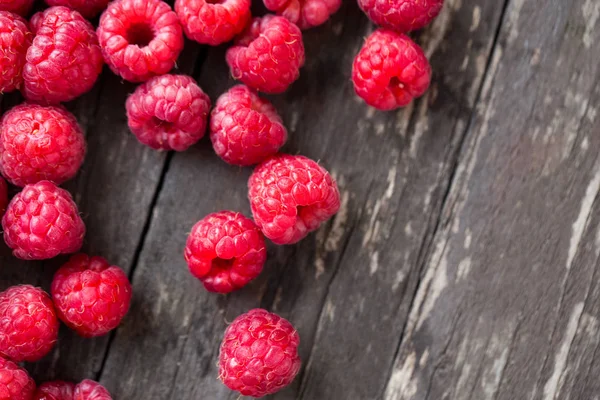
<box><xmin>2</xmin><ymin>0</ymin><xmax>599</xmax><ymax>398</ymax></box>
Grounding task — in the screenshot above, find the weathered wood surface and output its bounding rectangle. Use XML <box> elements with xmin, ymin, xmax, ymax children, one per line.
<box><xmin>1</xmin><ymin>0</ymin><xmax>599</xmax><ymax>398</ymax></box>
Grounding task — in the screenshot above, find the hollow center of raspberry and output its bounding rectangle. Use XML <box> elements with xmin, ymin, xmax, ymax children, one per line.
<box><xmin>388</xmin><ymin>76</ymin><xmax>407</xmax><ymax>92</ymax></box>
<box><xmin>126</xmin><ymin>23</ymin><xmax>155</xmax><ymax>47</ymax></box>
<box><xmin>151</xmin><ymin>117</ymin><xmax>175</xmax><ymax>132</ymax></box>
<box><xmin>31</xmin><ymin>122</ymin><xmax>41</xmax><ymax>135</ymax></box>
<box><xmin>206</xmin><ymin>0</ymin><xmax>226</xmax><ymax>4</ymax></box>
<box><xmin>212</xmin><ymin>257</ymin><xmax>235</xmax><ymax>270</ymax></box>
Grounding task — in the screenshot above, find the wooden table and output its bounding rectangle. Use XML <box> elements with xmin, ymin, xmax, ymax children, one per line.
<box><xmin>2</xmin><ymin>0</ymin><xmax>599</xmax><ymax>398</ymax></box>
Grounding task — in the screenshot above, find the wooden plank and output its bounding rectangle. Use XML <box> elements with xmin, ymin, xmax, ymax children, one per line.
<box><xmin>383</xmin><ymin>0</ymin><xmax>600</xmax><ymax>399</ymax></box>
<box><xmin>98</xmin><ymin>0</ymin><xmax>508</xmax><ymax>398</ymax></box>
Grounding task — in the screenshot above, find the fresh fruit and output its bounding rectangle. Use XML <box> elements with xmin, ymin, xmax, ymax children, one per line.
<box><xmin>126</xmin><ymin>74</ymin><xmax>211</xmax><ymax>151</ymax></box>
<box><xmin>184</xmin><ymin>211</ymin><xmax>266</xmax><ymax>293</ymax></box>
<box><xmin>0</xmin><ymin>356</ymin><xmax>36</xmax><ymax>400</ymax></box>
<box><xmin>97</xmin><ymin>0</ymin><xmax>184</xmax><ymax>82</ymax></box>
<box><xmin>0</xmin><ymin>177</ymin><xmax>7</xmax><ymax>216</ymax></box>
<box><xmin>358</xmin><ymin>0</ymin><xmax>444</xmax><ymax>33</ymax></box>
<box><xmin>263</xmin><ymin>0</ymin><xmax>341</xmax><ymax>30</ymax></box>
<box><xmin>51</xmin><ymin>254</ymin><xmax>132</xmax><ymax>338</ymax></box>
<box><xmin>0</xmin><ymin>11</ymin><xmax>31</xmax><ymax>93</ymax></box>
<box><xmin>210</xmin><ymin>85</ymin><xmax>287</xmax><ymax>166</ymax></box>
<box><xmin>226</xmin><ymin>15</ymin><xmax>305</xmax><ymax>94</ymax></box>
<box><xmin>74</xmin><ymin>380</ymin><xmax>112</xmax><ymax>400</ymax></box>
<box><xmin>0</xmin><ymin>0</ymin><xmax>33</xmax><ymax>17</ymax></box>
<box><xmin>22</xmin><ymin>6</ymin><xmax>104</xmax><ymax>104</ymax></box>
<box><xmin>43</xmin><ymin>0</ymin><xmax>111</xmax><ymax>18</ymax></box>
<box><xmin>34</xmin><ymin>380</ymin><xmax>112</xmax><ymax>400</ymax></box>
<box><xmin>0</xmin><ymin>104</ymin><xmax>86</xmax><ymax>187</ymax></box>
<box><xmin>2</xmin><ymin>181</ymin><xmax>86</xmax><ymax>260</ymax></box>
<box><xmin>219</xmin><ymin>309</ymin><xmax>301</xmax><ymax>397</ymax></box>
<box><xmin>0</xmin><ymin>285</ymin><xmax>59</xmax><ymax>362</ymax></box>
<box><xmin>352</xmin><ymin>29</ymin><xmax>431</xmax><ymax>110</ymax></box>
<box><xmin>248</xmin><ymin>154</ymin><xmax>340</xmax><ymax>244</ymax></box>
<box><xmin>175</xmin><ymin>0</ymin><xmax>251</xmax><ymax>45</ymax></box>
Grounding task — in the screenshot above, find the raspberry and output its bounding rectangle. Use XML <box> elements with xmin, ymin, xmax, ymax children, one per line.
<box><xmin>97</xmin><ymin>0</ymin><xmax>184</xmax><ymax>82</ymax></box>
<box><xmin>210</xmin><ymin>85</ymin><xmax>287</xmax><ymax>166</ymax></box>
<box><xmin>0</xmin><ymin>357</ymin><xmax>36</xmax><ymax>400</ymax></box>
<box><xmin>248</xmin><ymin>154</ymin><xmax>340</xmax><ymax>244</ymax></box>
<box><xmin>0</xmin><ymin>104</ymin><xmax>86</xmax><ymax>187</ymax></box>
<box><xmin>22</xmin><ymin>7</ymin><xmax>104</xmax><ymax>104</ymax></box>
<box><xmin>184</xmin><ymin>211</ymin><xmax>266</xmax><ymax>293</ymax></box>
<box><xmin>43</xmin><ymin>0</ymin><xmax>111</xmax><ymax>18</ymax></box>
<box><xmin>126</xmin><ymin>74</ymin><xmax>211</xmax><ymax>151</ymax></box>
<box><xmin>352</xmin><ymin>29</ymin><xmax>431</xmax><ymax>110</ymax></box>
<box><xmin>2</xmin><ymin>181</ymin><xmax>85</xmax><ymax>260</ymax></box>
<box><xmin>175</xmin><ymin>0</ymin><xmax>251</xmax><ymax>46</ymax></box>
<box><xmin>0</xmin><ymin>285</ymin><xmax>59</xmax><ymax>363</ymax></box>
<box><xmin>0</xmin><ymin>12</ymin><xmax>32</xmax><ymax>93</ymax></box>
<box><xmin>358</xmin><ymin>0</ymin><xmax>443</xmax><ymax>33</ymax></box>
<box><xmin>0</xmin><ymin>0</ymin><xmax>33</xmax><ymax>17</ymax></box>
<box><xmin>34</xmin><ymin>380</ymin><xmax>112</xmax><ymax>400</ymax></box>
<box><xmin>0</xmin><ymin>177</ymin><xmax>7</xmax><ymax>217</ymax></box>
<box><xmin>51</xmin><ymin>254</ymin><xmax>132</xmax><ymax>338</ymax></box>
<box><xmin>263</xmin><ymin>0</ymin><xmax>341</xmax><ymax>30</ymax></box>
<box><xmin>74</xmin><ymin>380</ymin><xmax>112</xmax><ymax>400</ymax></box>
<box><xmin>226</xmin><ymin>15</ymin><xmax>305</xmax><ymax>94</ymax></box>
<box><xmin>219</xmin><ymin>309</ymin><xmax>301</xmax><ymax>397</ymax></box>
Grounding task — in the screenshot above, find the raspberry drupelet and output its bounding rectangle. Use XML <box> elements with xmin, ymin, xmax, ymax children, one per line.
<box><xmin>226</xmin><ymin>15</ymin><xmax>305</xmax><ymax>94</ymax></box>
<box><xmin>263</xmin><ymin>0</ymin><xmax>341</xmax><ymax>30</ymax></box>
<box><xmin>219</xmin><ymin>309</ymin><xmax>301</xmax><ymax>397</ymax></box>
<box><xmin>34</xmin><ymin>379</ymin><xmax>112</xmax><ymax>400</ymax></box>
<box><xmin>0</xmin><ymin>0</ymin><xmax>33</xmax><ymax>17</ymax></box>
<box><xmin>2</xmin><ymin>181</ymin><xmax>86</xmax><ymax>260</ymax></box>
<box><xmin>22</xmin><ymin>7</ymin><xmax>104</xmax><ymax>104</ymax></box>
<box><xmin>352</xmin><ymin>29</ymin><xmax>431</xmax><ymax>110</ymax></box>
<box><xmin>248</xmin><ymin>154</ymin><xmax>340</xmax><ymax>245</ymax></box>
<box><xmin>358</xmin><ymin>0</ymin><xmax>444</xmax><ymax>33</ymax></box>
<box><xmin>0</xmin><ymin>285</ymin><xmax>59</xmax><ymax>363</ymax></box>
<box><xmin>0</xmin><ymin>357</ymin><xmax>36</xmax><ymax>400</ymax></box>
<box><xmin>126</xmin><ymin>74</ymin><xmax>211</xmax><ymax>151</ymax></box>
<box><xmin>175</xmin><ymin>0</ymin><xmax>251</xmax><ymax>46</ymax></box>
<box><xmin>184</xmin><ymin>211</ymin><xmax>267</xmax><ymax>293</ymax></box>
<box><xmin>98</xmin><ymin>0</ymin><xmax>184</xmax><ymax>82</ymax></box>
<box><xmin>0</xmin><ymin>11</ymin><xmax>32</xmax><ymax>93</ymax></box>
<box><xmin>210</xmin><ymin>85</ymin><xmax>287</xmax><ymax>166</ymax></box>
<box><xmin>44</xmin><ymin>0</ymin><xmax>111</xmax><ymax>19</ymax></box>
<box><xmin>0</xmin><ymin>104</ymin><xmax>86</xmax><ymax>187</ymax></box>
<box><xmin>51</xmin><ymin>254</ymin><xmax>132</xmax><ymax>338</ymax></box>
<box><xmin>0</xmin><ymin>177</ymin><xmax>7</xmax><ymax>216</ymax></box>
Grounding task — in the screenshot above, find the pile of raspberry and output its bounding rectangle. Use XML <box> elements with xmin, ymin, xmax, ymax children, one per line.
<box><xmin>0</xmin><ymin>0</ymin><xmax>443</xmax><ymax>397</ymax></box>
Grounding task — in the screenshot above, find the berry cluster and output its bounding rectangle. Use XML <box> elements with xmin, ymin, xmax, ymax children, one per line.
<box><xmin>0</xmin><ymin>0</ymin><xmax>442</xmax><ymax>397</ymax></box>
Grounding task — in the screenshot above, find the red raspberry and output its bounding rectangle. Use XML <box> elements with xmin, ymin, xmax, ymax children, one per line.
<box><xmin>0</xmin><ymin>177</ymin><xmax>7</xmax><ymax>217</ymax></box>
<box><xmin>74</xmin><ymin>380</ymin><xmax>112</xmax><ymax>400</ymax></box>
<box><xmin>175</xmin><ymin>0</ymin><xmax>251</xmax><ymax>46</ymax></box>
<box><xmin>0</xmin><ymin>285</ymin><xmax>59</xmax><ymax>363</ymax></box>
<box><xmin>0</xmin><ymin>104</ymin><xmax>86</xmax><ymax>187</ymax></box>
<box><xmin>219</xmin><ymin>309</ymin><xmax>301</xmax><ymax>397</ymax></box>
<box><xmin>263</xmin><ymin>0</ymin><xmax>341</xmax><ymax>30</ymax></box>
<box><xmin>97</xmin><ymin>0</ymin><xmax>184</xmax><ymax>83</ymax></box>
<box><xmin>352</xmin><ymin>29</ymin><xmax>431</xmax><ymax>110</ymax></box>
<box><xmin>51</xmin><ymin>254</ymin><xmax>132</xmax><ymax>338</ymax></box>
<box><xmin>210</xmin><ymin>85</ymin><xmax>287</xmax><ymax>166</ymax></box>
<box><xmin>2</xmin><ymin>181</ymin><xmax>85</xmax><ymax>260</ymax></box>
<box><xmin>22</xmin><ymin>7</ymin><xmax>104</xmax><ymax>104</ymax></box>
<box><xmin>248</xmin><ymin>154</ymin><xmax>340</xmax><ymax>244</ymax></box>
<box><xmin>0</xmin><ymin>12</ymin><xmax>32</xmax><ymax>93</ymax></box>
<box><xmin>126</xmin><ymin>74</ymin><xmax>211</xmax><ymax>151</ymax></box>
<box><xmin>358</xmin><ymin>0</ymin><xmax>443</xmax><ymax>33</ymax></box>
<box><xmin>184</xmin><ymin>211</ymin><xmax>266</xmax><ymax>293</ymax></box>
<box><xmin>0</xmin><ymin>357</ymin><xmax>36</xmax><ymax>400</ymax></box>
<box><xmin>34</xmin><ymin>381</ymin><xmax>75</xmax><ymax>400</ymax></box>
<box><xmin>0</xmin><ymin>0</ymin><xmax>33</xmax><ymax>17</ymax></box>
<box><xmin>226</xmin><ymin>15</ymin><xmax>305</xmax><ymax>94</ymax></box>
<box><xmin>43</xmin><ymin>0</ymin><xmax>111</xmax><ymax>19</ymax></box>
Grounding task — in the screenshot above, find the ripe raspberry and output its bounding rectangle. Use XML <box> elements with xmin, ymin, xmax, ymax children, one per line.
<box><xmin>0</xmin><ymin>104</ymin><xmax>86</xmax><ymax>187</ymax></box>
<box><xmin>0</xmin><ymin>177</ymin><xmax>7</xmax><ymax>217</ymax></box>
<box><xmin>358</xmin><ymin>0</ymin><xmax>443</xmax><ymax>33</ymax></box>
<box><xmin>0</xmin><ymin>0</ymin><xmax>33</xmax><ymax>17</ymax></box>
<box><xmin>22</xmin><ymin>7</ymin><xmax>104</xmax><ymax>104</ymax></box>
<box><xmin>226</xmin><ymin>15</ymin><xmax>305</xmax><ymax>94</ymax></box>
<box><xmin>0</xmin><ymin>357</ymin><xmax>36</xmax><ymax>400</ymax></box>
<box><xmin>2</xmin><ymin>181</ymin><xmax>85</xmax><ymax>260</ymax></box>
<box><xmin>184</xmin><ymin>211</ymin><xmax>266</xmax><ymax>293</ymax></box>
<box><xmin>74</xmin><ymin>380</ymin><xmax>112</xmax><ymax>400</ymax></box>
<box><xmin>263</xmin><ymin>0</ymin><xmax>341</xmax><ymax>30</ymax></box>
<box><xmin>51</xmin><ymin>254</ymin><xmax>132</xmax><ymax>338</ymax></box>
<box><xmin>126</xmin><ymin>74</ymin><xmax>211</xmax><ymax>151</ymax></box>
<box><xmin>175</xmin><ymin>0</ymin><xmax>251</xmax><ymax>46</ymax></box>
<box><xmin>34</xmin><ymin>381</ymin><xmax>75</xmax><ymax>400</ymax></box>
<box><xmin>210</xmin><ymin>85</ymin><xmax>287</xmax><ymax>166</ymax></box>
<box><xmin>0</xmin><ymin>285</ymin><xmax>59</xmax><ymax>362</ymax></box>
<box><xmin>248</xmin><ymin>154</ymin><xmax>340</xmax><ymax>244</ymax></box>
<box><xmin>219</xmin><ymin>309</ymin><xmax>301</xmax><ymax>397</ymax></box>
<box><xmin>98</xmin><ymin>0</ymin><xmax>184</xmax><ymax>82</ymax></box>
<box><xmin>0</xmin><ymin>12</ymin><xmax>31</xmax><ymax>93</ymax></box>
<box><xmin>352</xmin><ymin>29</ymin><xmax>431</xmax><ymax>110</ymax></box>
<box><xmin>43</xmin><ymin>0</ymin><xmax>111</xmax><ymax>19</ymax></box>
